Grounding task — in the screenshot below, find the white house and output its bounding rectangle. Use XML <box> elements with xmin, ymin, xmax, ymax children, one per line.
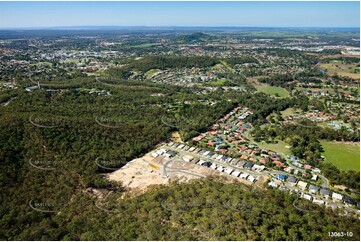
<box><xmin>332</xmin><ymin>192</ymin><xmax>343</xmax><ymax>201</ymax></box>
<box><xmin>297</xmin><ymin>181</ymin><xmax>308</xmax><ymax>190</ymax></box>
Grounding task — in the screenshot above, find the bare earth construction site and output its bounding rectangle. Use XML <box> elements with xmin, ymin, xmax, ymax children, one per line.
<box><xmin>107</xmin><ymin>143</ymin><xmax>265</xmax><ymax>195</ymax></box>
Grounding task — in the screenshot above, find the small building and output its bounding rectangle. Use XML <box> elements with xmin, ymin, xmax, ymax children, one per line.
<box><xmin>151</xmin><ymin>152</ymin><xmax>159</xmax><ymax>158</ymax></box>
<box><xmin>224</xmin><ymin>168</ymin><xmax>234</xmax><ymax>175</ymax></box>
<box><xmin>278</xmin><ymin>174</ymin><xmax>287</xmax><ymax>182</ymax></box>
<box><xmin>332</xmin><ymin>192</ymin><xmax>343</xmax><ymax>201</ymax></box>
<box><xmin>309</xmin><ymin>184</ymin><xmax>319</xmax><ymax>194</ymax></box>
<box><xmin>268</xmin><ymin>181</ymin><xmax>278</xmax><ymax>188</ymax></box>
<box><xmin>201</xmin><ymin>161</ymin><xmax>212</xmax><ymax>167</ymax></box>
<box><xmin>240</xmin><ymin>173</ymin><xmax>249</xmax><ymax>179</ymax></box>
<box><xmin>302</xmin><ymin>193</ymin><xmax>313</xmax><ymax>201</ymax></box>
<box><xmin>252</xmin><ymin>164</ymin><xmax>265</xmax><ymax>171</ymax></box>
<box><xmin>313</xmin><ymin>199</ymin><xmax>325</xmax><ymax>206</ymax></box>
<box><xmin>192</xmin><ymin>158</ymin><xmax>200</xmax><ymax>164</ymax></box>
<box><xmin>247</xmin><ymin>175</ymin><xmax>256</xmax><ymax>183</ymax></box>
<box><xmin>284</xmin><ymin>167</ymin><xmax>293</xmax><ymax>173</ymax></box>
<box><xmin>183</xmin><ymin>155</ymin><xmax>194</xmax><ymax>162</ymax></box>
<box><xmin>177</xmin><ymin>144</ymin><xmax>185</xmax><ymax>149</ymax></box>
<box><xmin>287</xmin><ymin>176</ymin><xmax>297</xmax><ymax>185</ymax></box>
<box><xmin>297</xmin><ymin>181</ymin><xmax>308</xmax><ymax>190</ymax></box>
<box><xmin>216</xmin><ymin>154</ymin><xmax>223</xmax><ymax>160</ymax></box>
<box><xmin>165</xmin><ymin>150</ymin><xmax>177</xmax><ymax>158</ymax></box>
<box><xmin>343</xmin><ymin>197</ymin><xmax>357</xmax><ymax>206</ymax></box>
<box><xmin>226</xmin><ymin>157</ymin><xmax>233</xmax><ymax>163</ymax></box>
<box><xmin>311</xmin><ymin>174</ymin><xmax>318</xmax><ymax>181</ymax></box>
<box><xmin>237</xmin><ymin>160</ymin><xmax>246</xmax><ymax>167</ymax></box>
<box><xmin>210</xmin><ymin>163</ymin><xmax>217</xmax><ymax>170</ymax></box>
<box><xmin>217</xmin><ymin>166</ymin><xmax>224</xmax><ymax>172</ymax></box>
<box><xmin>244</xmin><ymin>162</ymin><xmax>254</xmax><ymax>169</ymax></box>
<box><xmin>312</xmin><ymin>168</ymin><xmax>321</xmax><ymax>173</ymax></box>
<box><xmin>231</xmin><ymin>171</ymin><xmax>241</xmax><ymax>177</ymax></box>
<box><xmin>25</xmin><ymin>85</ymin><xmax>39</xmax><ymax>92</ymax></box>
<box><xmin>320</xmin><ymin>188</ymin><xmax>331</xmax><ymax>199</ymax></box>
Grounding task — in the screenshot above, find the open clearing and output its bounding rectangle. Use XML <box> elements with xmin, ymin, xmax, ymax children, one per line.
<box><xmin>254</xmin><ymin>139</ymin><xmax>292</xmax><ymax>156</ymax></box>
<box><xmin>254</xmin><ymin>84</ymin><xmax>290</xmax><ymax>97</ymax></box>
<box><xmin>107</xmin><ymin>146</ymin><xmax>264</xmax><ymax>195</ymax></box>
<box><xmin>320</xmin><ymin>63</ymin><xmax>360</xmax><ymax>79</ymax></box>
<box><xmin>321</xmin><ymin>141</ymin><xmax>360</xmax><ymax>171</ymax></box>
<box><xmin>281</xmin><ymin>107</ymin><xmax>303</xmax><ymax>118</ymax></box>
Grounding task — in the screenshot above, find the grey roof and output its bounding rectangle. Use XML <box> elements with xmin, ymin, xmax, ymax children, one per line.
<box><xmin>287</xmin><ymin>176</ymin><xmax>297</xmax><ymax>183</ymax></box>
<box><xmin>320</xmin><ymin>188</ymin><xmax>331</xmax><ymax>195</ymax></box>
<box><xmin>309</xmin><ymin>184</ymin><xmax>319</xmax><ymax>191</ymax></box>
<box><xmin>166</xmin><ymin>150</ymin><xmax>177</xmax><ymax>156</ymax></box>
<box><xmin>343</xmin><ymin>196</ymin><xmax>357</xmax><ymax>205</ymax></box>
<box><xmin>244</xmin><ymin>162</ymin><xmax>254</xmax><ymax>168</ymax></box>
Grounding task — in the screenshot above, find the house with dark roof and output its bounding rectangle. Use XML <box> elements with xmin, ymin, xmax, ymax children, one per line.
<box><xmin>244</xmin><ymin>162</ymin><xmax>254</xmax><ymax>169</ymax></box>
<box><xmin>309</xmin><ymin>184</ymin><xmax>319</xmax><ymax>194</ymax></box>
<box><xmin>343</xmin><ymin>197</ymin><xmax>357</xmax><ymax>206</ymax></box>
<box><xmin>165</xmin><ymin>150</ymin><xmax>177</xmax><ymax>157</ymax></box>
<box><xmin>320</xmin><ymin>188</ymin><xmax>331</xmax><ymax>198</ymax></box>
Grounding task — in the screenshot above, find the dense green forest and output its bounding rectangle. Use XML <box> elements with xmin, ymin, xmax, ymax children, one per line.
<box><xmin>1</xmin><ymin>176</ymin><xmax>359</xmax><ymax>240</ymax></box>
<box><xmin>0</xmin><ymin>73</ymin><xmax>359</xmax><ymax>240</ymax></box>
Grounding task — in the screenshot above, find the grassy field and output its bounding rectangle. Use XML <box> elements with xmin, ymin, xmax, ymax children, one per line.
<box><xmin>321</xmin><ymin>140</ymin><xmax>360</xmax><ymax>171</ymax></box>
<box><xmin>220</xmin><ymin>60</ymin><xmax>235</xmax><ymax>73</ymax></box>
<box><xmin>255</xmin><ymin>84</ymin><xmax>290</xmax><ymax>98</ymax></box>
<box><xmin>252</xmin><ymin>139</ymin><xmax>292</xmax><ymax>156</ymax></box>
<box><xmin>281</xmin><ymin>108</ymin><xmax>303</xmax><ymax>118</ymax></box>
<box><xmin>205</xmin><ymin>78</ymin><xmax>229</xmax><ymax>86</ymax></box>
<box><xmin>320</xmin><ymin>63</ymin><xmax>360</xmax><ymax>79</ymax></box>
<box><xmin>129</xmin><ymin>43</ymin><xmax>157</xmax><ymax>48</ymax></box>
<box><xmin>145</xmin><ymin>69</ymin><xmax>160</xmax><ymax>76</ymax></box>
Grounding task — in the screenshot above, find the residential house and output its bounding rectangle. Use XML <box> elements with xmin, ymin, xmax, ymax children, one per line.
<box><xmin>287</xmin><ymin>176</ymin><xmax>297</xmax><ymax>185</ymax></box>
<box><xmin>231</xmin><ymin>170</ymin><xmax>241</xmax><ymax>177</ymax></box>
<box><xmin>244</xmin><ymin>162</ymin><xmax>254</xmax><ymax>169</ymax></box>
<box><xmin>302</xmin><ymin>193</ymin><xmax>313</xmax><ymax>201</ymax></box>
<box><xmin>268</xmin><ymin>181</ymin><xmax>278</xmax><ymax>188</ymax></box>
<box><xmin>309</xmin><ymin>184</ymin><xmax>319</xmax><ymax>194</ymax></box>
<box><xmin>320</xmin><ymin>188</ymin><xmax>331</xmax><ymax>199</ymax></box>
<box><xmin>278</xmin><ymin>174</ymin><xmax>287</xmax><ymax>182</ymax></box>
<box><xmin>297</xmin><ymin>181</ymin><xmax>308</xmax><ymax>190</ymax></box>
<box><xmin>332</xmin><ymin>192</ymin><xmax>343</xmax><ymax>202</ymax></box>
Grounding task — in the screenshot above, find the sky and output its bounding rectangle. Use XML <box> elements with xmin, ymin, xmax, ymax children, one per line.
<box><xmin>0</xmin><ymin>1</ymin><xmax>359</xmax><ymax>28</ymax></box>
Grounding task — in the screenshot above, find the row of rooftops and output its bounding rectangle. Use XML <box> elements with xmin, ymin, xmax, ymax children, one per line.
<box><xmin>168</xmin><ymin>142</ymin><xmax>266</xmax><ymax>171</ymax></box>
<box><xmin>272</xmin><ymin>174</ymin><xmax>359</xmax><ymax>208</ymax></box>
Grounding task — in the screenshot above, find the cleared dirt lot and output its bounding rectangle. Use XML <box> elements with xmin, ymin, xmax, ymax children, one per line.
<box><xmin>107</xmin><ymin>153</ymin><xmax>264</xmax><ymax>195</ymax></box>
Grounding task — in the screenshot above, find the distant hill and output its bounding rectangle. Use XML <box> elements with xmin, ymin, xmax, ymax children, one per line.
<box><xmin>177</xmin><ymin>32</ymin><xmax>212</xmax><ymax>43</ymax></box>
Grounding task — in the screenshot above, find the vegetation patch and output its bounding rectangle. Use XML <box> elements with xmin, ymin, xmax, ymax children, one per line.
<box><xmin>321</xmin><ymin>140</ymin><xmax>360</xmax><ymax>171</ymax></box>
<box><xmin>255</xmin><ymin>84</ymin><xmax>290</xmax><ymax>97</ymax></box>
